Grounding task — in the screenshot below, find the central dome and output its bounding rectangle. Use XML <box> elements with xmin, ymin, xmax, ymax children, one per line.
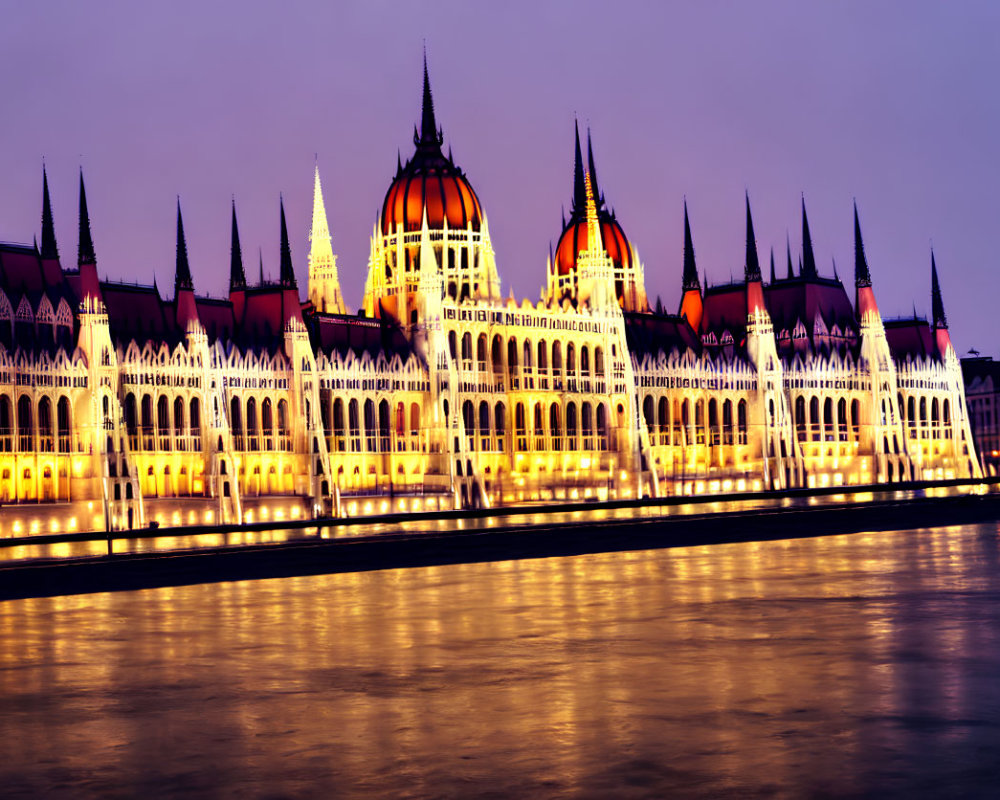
<box><xmin>379</xmin><ymin>59</ymin><xmax>483</xmax><ymax>236</ymax></box>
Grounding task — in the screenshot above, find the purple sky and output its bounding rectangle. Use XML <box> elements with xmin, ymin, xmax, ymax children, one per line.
<box><xmin>2</xmin><ymin>1</ymin><xmax>998</xmax><ymax>355</ymax></box>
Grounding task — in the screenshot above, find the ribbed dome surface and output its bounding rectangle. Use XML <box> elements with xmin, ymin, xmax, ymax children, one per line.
<box><xmin>380</xmin><ymin>159</ymin><xmax>482</xmax><ymax>236</ymax></box>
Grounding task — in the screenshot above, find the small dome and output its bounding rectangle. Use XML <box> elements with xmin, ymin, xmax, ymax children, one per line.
<box><xmin>553</xmin><ymin>213</ymin><xmax>634</xmax><ymax>276</ymax></box>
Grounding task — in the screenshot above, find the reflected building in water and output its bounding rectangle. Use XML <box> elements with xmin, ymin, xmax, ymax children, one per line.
<box><xmin>0</xmin><ymin>58</ymin><xmax>981</xmax><ymax>534</ymax></box>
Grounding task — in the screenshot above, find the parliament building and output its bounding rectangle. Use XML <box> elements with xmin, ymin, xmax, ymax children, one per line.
<box><xmin>0</xmin><ymin>61</ymin><xmax>981</xmax><ymax>535</ymax></box>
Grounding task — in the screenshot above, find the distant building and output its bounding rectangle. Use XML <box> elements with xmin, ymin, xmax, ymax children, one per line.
<box><xmin>962</xmin><ymin>356</ymin><xmax>1000</xmax><ymax>475</ymax></box>
<box><xmin>0</xmin><ymin>58</ymin><xmax>981</xmax><ymax>535</ymax></box>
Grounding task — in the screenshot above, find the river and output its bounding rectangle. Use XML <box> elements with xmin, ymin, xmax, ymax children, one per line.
<box><xmin>2</xmin><ymin>523</ymin><xmax>999</xmax><ymax>798</ymax></box>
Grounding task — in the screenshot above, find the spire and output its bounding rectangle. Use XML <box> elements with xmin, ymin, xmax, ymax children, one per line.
<box><xmin>309</xmin><ymin>165</ymin><xmax>334</xmax><ymax>266</ymax></box>
<box><xmin>230</xmin><ymin>199</ymin><xmax>246</xmax><ymax>291</ymax></box>
<box><xmin>586</xmin><ymin>128</ymin><xmax>603</xmax><ymax>210</ymax></box>
<box><xmin>416</xmin><ymin>48</ymin><xmax>443</xmax><ymax>149</ymax></box>
<box><xmin>41</xmin><ymin>166</ymin><xmax>59</xmax><ymax>260</ymax></box>
<box><xmin>308</xmin><ymin>164</ymin><xmax>345</xmax><ymax>314</ymax></box>
<box><xmin>682</xmin><ymin>200</ymin><xmax>699</xmax><ymax>291</ymax></box>
<box><xmin>259</xmin><ymin>248</ymin><xmax>264</xmax><ymax>285</ymax></box>
<box><xmin>571</xmin><ymin>119</ymin><xmax>585</xmax><ymax>215</ymax></box>
<box><xmin>853</xmin><ymin>202</ymin><xmax>872</xmax><ymax>288</ymax></box>
<box><xmin>744</xmin><ymin>193</ymin><xmax>761</xmax><ymax>282</ymax></box>
<box><xmin>175</xmin><ymin>199</ymin><xmax>193</xmax><ymax>293</ymax></box>
<box><xmin>679</xmin><ymin>199</ymin><xmax>704</xmax><ymax>330</ymax></box>
<box><xmin>78</xmin><ymin>170</ymin><xmax>96</xmax><ymax>266</ymax></box>
<box><xmin>786</xmin><ymin>233</ymin><xmax>794</xmax><ymax>279</ymax></box>
<box><xmin>931</xmin><ymin>251</ymin><xmax>947</xmax><ymax>329</ymax></box>
<box><xmin>801</xmin><ymin>197</ymin><xmax>817</xmax><ymax>278</ymax></box>
<box><xmin>584</xmin><ymin>169</ymin><xmax>603</xmax><ymax>256</ymax></box>
<box><xmin>279</xmin><ymin>195</ymin><xmax>296</xmax><ymax>288</ymax></box>
<box><xmin>769</xmin><ymin>248</ymin><xmax>776</xmax><ymax>284</ymax></box>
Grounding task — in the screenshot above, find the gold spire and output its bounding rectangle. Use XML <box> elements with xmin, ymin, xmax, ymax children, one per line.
<box><xmin>583</xmin><ymin>169</ymin><xmax>603</xmax><ymax>256</ymax></box>
<box><xmin>307</xmin><ymin>164</ymin><xmax>346</xmax><ymax>314</ymax></box>
<box><xmin>309</xmin><ymin>165</ymin><xmax>335</xmax><ymax>269</ymax></box>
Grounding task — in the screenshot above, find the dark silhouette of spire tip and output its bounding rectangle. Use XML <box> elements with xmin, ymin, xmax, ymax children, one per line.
<box><xmin>78</xmin><ymin>171</ymin><xmax>97</xmax><ymax>267</ymax></box>
<box><xmin>41</xmin><ymin>165</ymin><xmax>59</xmax><ymax>260</ymax></box>
<box><xmin>175</xmin><ymin>201</ymin><xmax>193</xmax><ymax>293</ymax></box>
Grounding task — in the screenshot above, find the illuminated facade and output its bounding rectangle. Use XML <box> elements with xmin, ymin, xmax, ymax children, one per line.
<box><xmin>0</xmin><ymin>61</ymin><xmax>981</xmax><ymax>534</ymax></box>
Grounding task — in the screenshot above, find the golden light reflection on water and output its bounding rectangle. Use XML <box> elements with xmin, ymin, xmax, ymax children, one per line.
<box><xmin>1</xmin><ymin>523</ymin><xmax>999</xmax><ymax>797</ymax></box>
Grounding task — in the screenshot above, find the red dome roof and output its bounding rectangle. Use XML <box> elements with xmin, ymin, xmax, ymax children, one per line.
<box><xmin>380</xmin><ymin>165</ymin><xmax>482</xmax><ymax>236</ymax></box>
<box><xmin>553</xmin><ymin>213</ymin><xmax>634</xmax><ymax>276</ymax></box>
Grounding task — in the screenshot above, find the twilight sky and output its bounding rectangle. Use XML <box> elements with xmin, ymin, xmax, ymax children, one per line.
<box><xmin>1</xmin><ymin>1</ymin><xmax>998</xmax><ymax>354</ymax></box>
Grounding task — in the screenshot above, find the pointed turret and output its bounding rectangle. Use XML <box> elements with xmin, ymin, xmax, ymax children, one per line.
<box><xmin>39</xmin><ymin>166</ymin><xmax>64</xmax><ymax>286</ymax></box>
<box><xmin>174</xmin><ymin>200</ymin><xmax>199</xmax><ymax>330</ymax></box>
<box><xmin>678</xmin><ymin>200</ymin><xmax>703</xmax><ymax>331</ymax></box>
<box><xmin>931</xmin><ymin>251</ymin><xmax>952</xmax><ymax>356</ymax></box>
<box><xmin>78</xmin><ymin>171</ymin><xmax>96</xmax><ymax>267</ymax></box>
<box><xmin>571</xmin><ymin>120</ymin><xmax>585</xmax><ymax>215</ymax></box>
<box><xmin>853</xmin><ymin>203</ymin><xmax>878</xmax><ymax>317</ymax></box>
<box><xmin>769</xmin><ymin>248</ymin><xmax>777</xmax><ymax>284</ymax></box>
<box><xmin>801</xmin><ymin>198</ymin><xmax>817</xmax><ymax>278</ymax></box>
<box><xmin>229</xmin><ymin>199</ymin><xmax>246</xmax><ymax>292</ymax></box>
<box><xmin>307</xmin><ymin>165</ymin><xmax>346</xmax><ymax>314</ymax></box>
<box><xmin>277</xmin><ymin>197</ymin><xmax>302</xmax><ymax>328</ymax></box>
<box><xmin>744</xmin><ymin>193</ymin><xmax>761</xmax><ymax>282</ymax></box>
<box><xmin>853</xmin><ymin>202</ymin><xmax>871</xmax><ymax>288</ymax></box>
<box><xmin>40</xmin><ymin>166</ymin><xmax>59</xmax><ymax>261</ymax></box>
<box><xmin>786</xmin><ymin>234</ymin><xmax>794</xmax><ymax>279</ymax></box>
<box><xmin>174</xmin><ymin>200</ymin><xmax>193</xmax><ymax>293</ymax></box>
<box><xmin>279</xmin><ymin>196</ymin><xmax>296</xmax><ymax>289</ymax></box>
<box><xmin>931</xmin><ymin>251</ymin><xmax>947</xmax><ymax>329</ymax></box>
<box><xmin>228</xmin><ymin>200</ymin><xmax>247</xmax><ymax>324</ymax></box>
<box><xmin>76</xmin><ymin>170</ymin><xmax>102</xmax><ymax>302</ymax></box>
<box><xmin>682</xmin><ymin>201</ymin><xmax>699</xmax><ymax>291</ymax></box>
<box><xmin>744</xmin><ymin>193</ymin><xmax>765</xmax><ymax>315</ymax></box>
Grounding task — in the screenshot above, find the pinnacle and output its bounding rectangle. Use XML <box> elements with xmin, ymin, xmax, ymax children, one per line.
<box><xmin>78</xmin><ymin>170</ymin><xmax>97</xmax><ymax>266</ymax></box>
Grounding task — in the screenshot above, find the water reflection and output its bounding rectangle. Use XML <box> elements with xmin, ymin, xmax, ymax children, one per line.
<box><xmin>1</xmin><ymin>524</ymin><xmax>999</xmax><ymax>797</ymax></box>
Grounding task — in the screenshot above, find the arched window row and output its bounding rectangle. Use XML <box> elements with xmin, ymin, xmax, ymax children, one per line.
<box><xmin>123</xmin><ymin>392</ymin><xmax>202</xmax><ymax>453</ymax></box>
<box><xmin>0</xmin><ymin>393</ymin><xmax>75</xmax><ymax>454</ymax></box>
<box><xmin>642</xmin><ymin>394</ymin><xmax>748</xmax><ymax>447</ymax></box>
<box><xmin>451</xmin><ymin>333</ymin><xmax>608</xmax><ymax>394</ymax></box>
